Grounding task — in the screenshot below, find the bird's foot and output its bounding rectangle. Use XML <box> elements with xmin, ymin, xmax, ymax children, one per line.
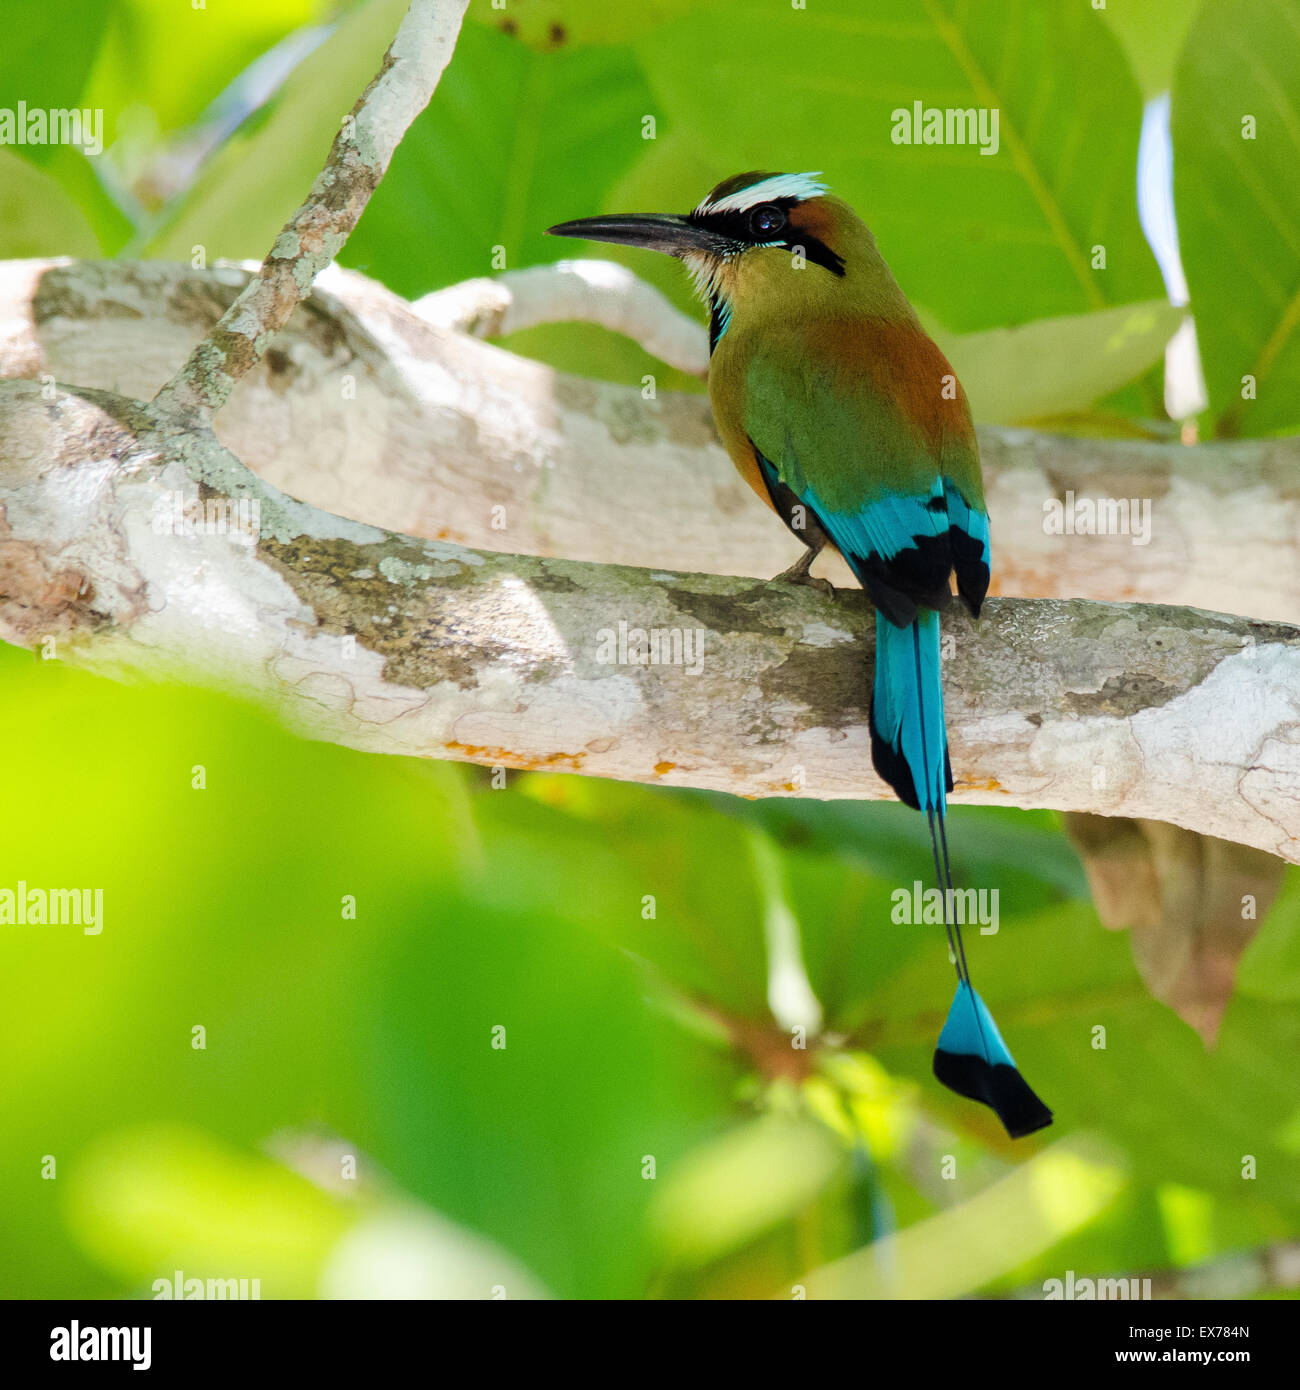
<box><xmin>772</xmin><ymin>547</ymin><xmax>834</xmax><ymax>596</ymax></box>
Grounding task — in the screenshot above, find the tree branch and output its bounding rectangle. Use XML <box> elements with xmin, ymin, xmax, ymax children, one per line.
<box><xmin>414</xmin><ymin>258</ymin><xmax>710</xmax><ymax>376</ymax></box>
<box><xmin>2</xmin><ymin>376</ymin><xmax>1298</xmax><ymax>860</ymax></box>
<box><xmin>10</xmin><ymin>256</ymin><xmax>1300</xmax><ymax>622</ymax></box>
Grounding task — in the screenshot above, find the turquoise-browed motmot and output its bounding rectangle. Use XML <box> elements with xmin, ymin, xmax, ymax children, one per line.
<box><xmin>550</xmin><ymin>172</ymin><xmax>1051</xmax><ymax>1138</ymax></box>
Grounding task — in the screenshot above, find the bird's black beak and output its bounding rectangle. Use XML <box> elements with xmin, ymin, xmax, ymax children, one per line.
<box><xmin>547</xmin><ymin>213</ymin><xmax>728</xmax><ymax>259</ymax></box>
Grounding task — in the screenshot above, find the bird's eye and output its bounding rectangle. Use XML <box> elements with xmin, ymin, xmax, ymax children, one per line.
<box><xmin>749</xmin><ymin>204</ymin><xmax>786</xmax><ymax>237</ymax></box>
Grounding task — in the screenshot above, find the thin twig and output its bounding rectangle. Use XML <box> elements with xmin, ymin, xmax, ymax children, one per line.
<box><xmin>152</xmin><ymin>0</ymin><xmax>469</xmax><ymax>421</ymax></box>
<box><xmin>415</xmin><ymin>259</ymin><xmax>711</xmax><ymax>376</ymax></box>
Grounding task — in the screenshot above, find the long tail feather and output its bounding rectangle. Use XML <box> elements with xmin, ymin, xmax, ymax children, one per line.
<box><xmin>871</xmin><ymin>609</ymin><xmax>1053</xmax><ymax>1139</ymax></box>
<box><xmin>869</xmin><ymin>611</ymin><xmax>950</xmax><ymax>813</ymax></box>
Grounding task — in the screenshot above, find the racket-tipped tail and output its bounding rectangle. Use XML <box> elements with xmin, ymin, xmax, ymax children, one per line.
<box><xmin>933</xmin><ymin>981</ymin><xmax>1053</xmax><ymax>1139</ymax></box>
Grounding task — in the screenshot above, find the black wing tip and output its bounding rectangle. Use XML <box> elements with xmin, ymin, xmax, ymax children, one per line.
<box><xmin>853</xmin><ymin>535</ymin><xmax>954</xmax><ymax>622</ymax></box>
<box><xmin>934</xmin><ymin>1049</ymin><xmax>1054</xmax><ymax>1140</ymax></box>
<box><xmin>951</xmin><ymin>538</ymin><xmax>989</xmax><ymax>619</ymax></box>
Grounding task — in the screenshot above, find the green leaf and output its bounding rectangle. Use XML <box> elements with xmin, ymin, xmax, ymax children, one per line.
<box><xmin>804</xmin><ymin>1133</ymin><xmax>1128</xmax><ymax>1298</ymax></box>
<box><xmin>633</xmin><ymin>0</ymin><xmax>1164</xmax><ymax>331</ymax></box>
<box><xmin>65</xmin><ymin>1125</ymin><xmax>352</xmax><ymax>1298</ymax></box>
<box><xmin>1102</xmin><ymin>0</ymin><xmax>1203</xmax><ymax>96</ymax></box>
<box><xmin>469</xmin><ymin>779</ymin><xmax>772</xmax><ymax>1022</ymax></box>
<box><xmin>465</xmin><ymin>0</ymin><xmax>697</xmax><ymax>49</ymax></box>
<box><xmin>83</xmin><ymin>0</ymin><xmax>329</xmax><ymax>234</ymax></box>
<box><xmin>0</xmin><ymin>150</ymin><xmax>100</xmax><ymax>258</ymax></box>
<box><xmin>39</xmin><ymin>146</ymin><xmax>133</xmax><ymax>255</ymax></box>
<box><xmin>143</xmin><ymin>0</ymin><xmax>409</xmax><ymax>262</ymax></box>
<box><xmin>694</xmin><ymin>794</ymin><xmax>1088</xmax><ymax>903</ymax></box>
<box><xmin>0</xmin><ymin>1</ymin><xmax>118</xmax><ymax>167</ymax></box>
<box><xmin>1171</xmin><ymin>0</ymin><xmax>1300</xmax><ymax>435</ymax></box>
<box><xmin>0</xmin><ymin>0</ymin><xmax>127</xmax><ymax>252</ymax></box>
<box><xmin>1236</xmin><ymin>867</ymin><xmax>1300</xmax><ymax>1004</ymax></box>
<box><xmin>368</xmin><ymin>889</ymin><xmax>732</xmax><ymax>1297</ymax></box>
<box><xmin>0</xmin><ymin>646</ymin><xmax>473</xmax><ymax>1295</ymax></box>
<box><xmin>84</xmin><ymin>0</ymin><xmax>325</xmax><ymax>142</ymax></box>
<box><xmin>649</xmin><ymin>1113</ymin><xmax>846</xmax><ymax>1264</ymax></box>
<box><xmin>342</xmin><ymin>23</ymin><xmax>657</xmax><ymax>296</ymax></box>
<box><xmin>930</xmin><ymin>299</ymin><xmax>1184</xmax><ymax>423</ymax></box>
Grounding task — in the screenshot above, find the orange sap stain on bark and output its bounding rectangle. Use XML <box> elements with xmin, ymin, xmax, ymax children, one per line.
<box><xmin>444</xmin><ymin>741</ymin><xmax>586</xmax><ymax>772</ymax></box>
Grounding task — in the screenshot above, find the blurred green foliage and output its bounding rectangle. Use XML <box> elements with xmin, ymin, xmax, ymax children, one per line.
<box><xmin>1</xmin><ymin>0</ymin><xmax>1298</xmax><ymax>1299</ymax></box>
<box><xmin>2</xmin><ymin>643</ymin><xmax>1298</xmax><ymax>1299</ymax></box>
<box><xmin>1172</xmin><ymin>0</ymin><xmax>1300</xmax><ymax>436</ymax></box>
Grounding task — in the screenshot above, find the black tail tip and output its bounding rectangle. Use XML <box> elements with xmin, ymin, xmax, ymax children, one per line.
<box><xmin>934</xmin><ymin>1048</ymin><xmax>1054</xmax><ymax>1139</ymax></box>
<box><xmin>868</xmin><ymin>708</ymin><xmax>954</xmax><ymax>811</ymax></box>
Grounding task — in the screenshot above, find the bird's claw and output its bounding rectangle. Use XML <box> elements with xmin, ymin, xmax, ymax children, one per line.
<box><xmin>772</xmin><ymin>557</ymin><xmax>834</xmax><ymax>596</ymax></box>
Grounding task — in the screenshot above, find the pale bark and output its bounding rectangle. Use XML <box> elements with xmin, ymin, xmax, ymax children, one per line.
<box><xmin>414</xmin><ymin>258</ymin><xmax>710</xmax><ymax>376</ymax></box>
<box><xmin>8</xmin><ymin>256</ymin><xmax>1300</xmax><ymax>622</ymax></box>
<box><xmin>2</xmin><ymin>376</ymin><xmax>1299</xmax><ymax>861</ymax></box>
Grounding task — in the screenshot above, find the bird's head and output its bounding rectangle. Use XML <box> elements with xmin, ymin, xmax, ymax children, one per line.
<box><xmin>548</xmin><ymin>171</ymin><xmax>906</xmax><ymax>342</ymax></box>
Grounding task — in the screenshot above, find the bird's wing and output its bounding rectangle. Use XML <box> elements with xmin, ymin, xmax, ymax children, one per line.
<box><xmin>741</xmin><ymin>318</ymin><xmax>989</xmax><ymax>620</ymax></box>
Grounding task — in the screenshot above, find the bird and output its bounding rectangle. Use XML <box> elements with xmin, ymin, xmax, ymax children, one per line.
<box><xmin>549</xmin><ymin>172</ymin><xmax>1051</xmax><ymax>1139</ymax></box>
